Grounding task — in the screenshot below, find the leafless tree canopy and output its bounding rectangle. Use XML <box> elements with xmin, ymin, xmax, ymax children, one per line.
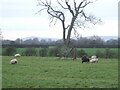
<box><xmin>37</xmin><ymin>0</ymin><xmax>101</xmax><ymax>45</ymax></box>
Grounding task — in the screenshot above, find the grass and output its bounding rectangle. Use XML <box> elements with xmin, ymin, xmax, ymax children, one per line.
<box><xmin>0</xmin><ymin>56</ymin><xmax>2</xmax><ymax>89</ymax></box>
<box><xmin>2</xmin><ymin>56</ymin><xmax>118</xmax><ymax>88</ymax></box>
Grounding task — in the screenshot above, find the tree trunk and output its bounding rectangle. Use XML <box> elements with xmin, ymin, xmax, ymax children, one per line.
<box><xmin>73</xmin><ymin>47</ymin><xmax>77</xmax><ymax>60</ymax></box>
<box><xmin>62</xmin><ymin>16</ymin><xmax>77</xmax><ymax>59</ymax></box>
<box><xmin>62</xmin><ymin>20</ymin><xmax>66</xmax><ymax>42</ymax></box>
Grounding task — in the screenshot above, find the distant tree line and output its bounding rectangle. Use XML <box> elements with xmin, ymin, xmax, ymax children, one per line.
<box><xmin>2</xmin><ymin>36</ymin><xmax>119</xmax><ymax>48</ymax></box>
<box><xmin>2</xmin><ymin>46</ymin><xmax>118</xmax><ymax>59</ymax></box>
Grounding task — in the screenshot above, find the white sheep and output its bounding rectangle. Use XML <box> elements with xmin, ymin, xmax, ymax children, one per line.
<box><xmin>90</xmin><ymin>58</ymin><xmax>98</xmax><ymax>63</ymax></box>
<box><xmin>90</xmin><ymin>56</ymin><xmax>98</xmax><ymax>63</ymax></box>
<box><xmin>14</xmin><ymin>54</ymin><xmax>21</xmax><ymax>57</ymax></box>
<box><xmin>91</xmin><ymin>56</ymin><xmax>97</xmax><ymax>59</ymax></box>
<box><xmin>10</xmin><ymin>59</ymin><xmax>18</xmax><ymax>64</ymax></box>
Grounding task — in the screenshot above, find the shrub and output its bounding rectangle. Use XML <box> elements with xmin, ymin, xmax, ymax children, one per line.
<box><xmin>48</xmin><ymin>47</ymin><xmax>61</xmax><ymax>57</ymax></box>
<box><xmin>104</xmin><ymin>48</ymin><xmax>118</xmax><ymax>59</ymax></box>
<box><xmin>109</xmin><ymin>51</ymin><xmax>118</xmax><ymax>58</ymax></box>
<box><xmin>96</xmin><ymin>50</ymin><xmax>104</xmax><ymax>58</ymax></box>
<box><xmin>39</xmin><ymin>48</ymin><xmax>48</xmax><ymax>57</ymax></box>
<box><xmin>2</xmin><ymin>47</ymin><xmax>16</xmax><ymax>56</ymax></box>
<box><xmin>24</xmin><ymin>48</ymin><xmax>37</xmax><ymax>56</ymax></box>
<box><xmin>77</xmin><ymin>49</ymin><xmax>87</xmax><ymax>58</ymax></box>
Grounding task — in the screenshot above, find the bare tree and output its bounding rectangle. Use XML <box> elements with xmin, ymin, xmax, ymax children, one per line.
<box><xmin>37</xmin><ymin>0</ymin><xmax>101</xmax><ymax>43</ymax></box>
<box><xmin>36</xmin><ymin>0</ymin><xmax>101</xmax><ymax>58</ymax></box>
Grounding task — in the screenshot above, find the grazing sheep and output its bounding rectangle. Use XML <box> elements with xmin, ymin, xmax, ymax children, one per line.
<box><xmin>14</xmin><ymin>54</ymin><xmax>21</xmax><ymax>57</ymax></box>
<box><xmin>90</xmin><ymin>56</ymin><xmax>98</xmax><ymax>63</ymax></box>
<box><xmin>81</xmin><ymin>56</ymin><xmax>90</xmax><ymax>63</ymax></box>
<box><xmin>10</xmin><ymin>59</ymin><xmax>17</xmax><ymax>64</ymax></box>
<box><xmin>91</xmin><ymin>56</ymin><xmax>97</xmax><ymax>59</ymax></box>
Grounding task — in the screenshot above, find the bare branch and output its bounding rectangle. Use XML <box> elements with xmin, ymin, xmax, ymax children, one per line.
<box><xmin>45</xmin><ymin>0</ymin><xmax>49</xmax><ymax>5</ymax></box>
<box><xmin>39</xmin><ymin>0</ymin><xmax>47</xmax><ymax>6</ymax></box>
<box><xmin>80</xmin><ymin>1</ymin><xmax>93</xmax><ymax>8</ymax></box>
<box><xmin>73</xmin><ymin>28</ymin><xmax>80</xmax><ymax>38</ymax></box>
<box><xmin>38</xmin><ymin>0</ymin><xmax>65</xmax><ymax>22</ymax></box>
<box><xmin>77</xmin><ymin>0</ymin><xmax>93</xmax><ymax>12</ymax></box>
<box><xmin>57</xmin><ymin>0</ymin><xmax>68</xmax><ymax>9</ymax></box>
<box><xmin>73</xmin><ymin>0</ymin><xmax>77</xmax><ymax>11</ymax></box>
<box><xmin>65</xmin><ymin>25</ymin><xmax>70</xmax><ymax>29</ymax></box>
<box><xmin>47</xmin><ymin>10</ymin><xmax>61</xmax><ymax>21</ymax></box>
<box><xmin>77</xmin><ymin>0</ymin><xmax>85</xmax><ymax>11</ymax></box>
<box><xmin>65</xmin><ymin>1</ymin><xmax>74</xmax><ymax>16</ymax></box>
<box><xmin>47</xmin><ymin>7</ymin><xmax>65</xmax><ymax>22</ymax></box>
<box><xmin>35</xmin><ymin>8</ymin><xmax>47</xmax><ymax>15</ymax></box>
<box><xmin>49</xmin><ymin>17</ymin><xmax>58</xmax><ymax>26</ymax></box>
<box><xmin>82</xmin><ymin>10</ymin><xmax>90</xmax><ymax>20</ymax></box>
<box><xmin>54</xmin><ymin>18</ymin><xmax>58</xmax><ymax>25</ymax></box>
<box><xmin>49</xmin><ymin>17</ymin><xmax>54</xmax><ymax>26</ymax></box>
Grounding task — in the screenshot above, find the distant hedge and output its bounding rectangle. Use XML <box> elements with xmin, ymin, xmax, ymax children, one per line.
<box><xmin>23</xmin><ymin>48</ymin><xmax>37</xmax><ymax>56</ymax></box>
<box><xmin>2</xmin><ymin>47</ymin><xmax>16</xmax><ymax>56</ymax></box>
<box><xmin>2</xmin><ymin>47</ymin><xmax>118</xmax><ymax>59</ymax></box>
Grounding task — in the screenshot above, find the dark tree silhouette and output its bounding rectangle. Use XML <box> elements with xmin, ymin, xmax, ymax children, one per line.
<box><xmin>36</xmin><ymin>0</ymin><xmax>101</xmax><ymax>58</ymax></box>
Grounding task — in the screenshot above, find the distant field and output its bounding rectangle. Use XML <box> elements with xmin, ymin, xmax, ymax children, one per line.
<box><xmin>76</xmin><ymin>48</ymin><xmax>118</xmax><ymax>56</ymax></box>
<box><xmin>1</xmin><ymin>47</ymin><xmax>118</xmax><ymax>57</ymax></box>
<box><xmin>2</xmin><ymin>56</ymin><xmax>118</xmax><ymax>88</ymax></box>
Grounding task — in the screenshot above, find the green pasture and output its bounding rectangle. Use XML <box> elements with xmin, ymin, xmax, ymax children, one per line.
<box><xmin>76</xmin><ymin>48</ymin><xmax>118</xmax><ymax>56</ymax></box>
<box><xmin>2</xmin><ymin>56</ymin><xmax>118</xmax><ymax>88</ymax></box>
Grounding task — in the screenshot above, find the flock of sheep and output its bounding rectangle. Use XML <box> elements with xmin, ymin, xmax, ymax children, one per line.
<box><xmin>10</xmin><ymin>54</ymin><xmax>21</xmax><ymax>64</ymax></box>
<box><xmin>10</xmin><ymin>53</ymin><xmax>98</xmax><ymax>64</ymax></box>
<box><xmin>82</xmin><ymin>56</ymin><xmax>98</xmax><ymax>63</ymax></box>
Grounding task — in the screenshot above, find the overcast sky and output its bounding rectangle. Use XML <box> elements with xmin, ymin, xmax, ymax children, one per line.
<box><xmin>0</xmin><ymin>0</ymin><xmax>119</xmax><ymax>40</ymax></box>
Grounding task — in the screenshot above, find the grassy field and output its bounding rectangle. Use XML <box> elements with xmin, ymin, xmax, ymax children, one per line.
<box><xmin>2</xmin><ymin>56</ymin><xmax>118</xmax><ymax>88</ymax></box>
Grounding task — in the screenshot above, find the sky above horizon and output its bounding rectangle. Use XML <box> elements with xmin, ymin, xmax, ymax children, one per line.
<box><xmin>0</xmin><ymin>0</ymin><xmax>119</xmax><ymax>40</ymax></box>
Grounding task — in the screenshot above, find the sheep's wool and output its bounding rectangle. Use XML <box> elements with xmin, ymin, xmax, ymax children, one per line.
<box><xmin>14</xmin><ymin>54</ymin><xmax>21</xmax><ymax>57</ymax></box>
<box><xmin>10</xmin><ymin>59</ymin><xmax>17</xmax><ymax>64</ymax></box>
